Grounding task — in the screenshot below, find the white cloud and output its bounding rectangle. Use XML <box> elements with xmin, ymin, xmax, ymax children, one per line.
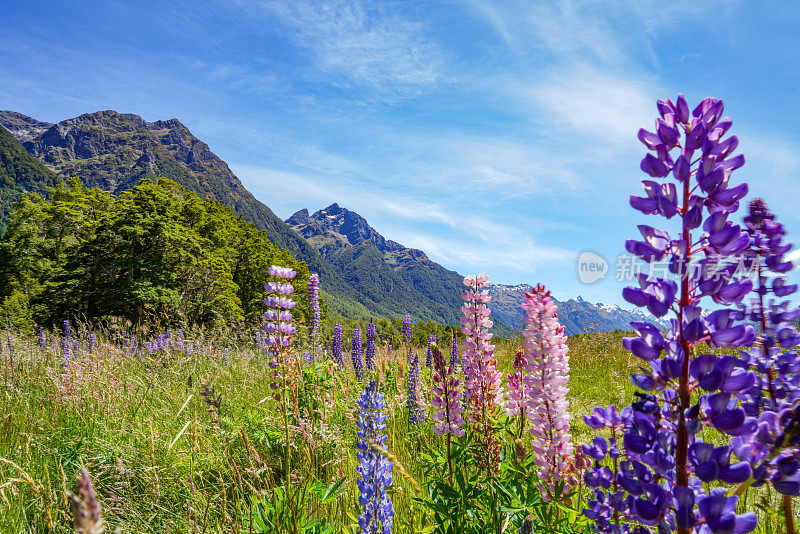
<box><xmin>387</xmin><ymin>228</ymin><xmax>574</xmax><ymax>273</ymax></box>
<box><xmin>525</xmin><ymin>63</ymin><xmax>658</xmax><ymax>150</ymax></box>
<box><xmin>263</xmin><ymin>0</ymin><xmax>446</xmax><ymax>98</ymax></box>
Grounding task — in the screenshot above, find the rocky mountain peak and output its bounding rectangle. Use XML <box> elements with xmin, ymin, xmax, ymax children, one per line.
<box><xmin>287</xmin><ymin>203</ymin><xmax>404</xmax><ymax>253</ymax></box>
<box><xmin>0</xmin><ymin>111</ymin><xmax>54</xmax><ymax>143</ymax></box>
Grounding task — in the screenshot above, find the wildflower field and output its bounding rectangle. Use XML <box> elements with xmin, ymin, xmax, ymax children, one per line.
<box><xmin>0</xmin><ymin>321</ymin><xmax>652</xmax><ymax>532</ymax></box>
<box><xmin>4</xmin><ymin>95</ymin><xmax>800</xmax><ymax>534</ymax></box>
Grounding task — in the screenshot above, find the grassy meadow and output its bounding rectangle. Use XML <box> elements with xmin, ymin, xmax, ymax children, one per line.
<box><xmin>0</xmin><ymin>326</ymin><xmax>792</xmax><ymax>533</ymax></box>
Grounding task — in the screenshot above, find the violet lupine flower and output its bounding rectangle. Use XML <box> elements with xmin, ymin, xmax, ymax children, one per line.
<box><xmin>61</xmin><ymin>319</ymin><xmax>72</xmax><ymax>372</ymax></box>
<box><xmin>263</xmin><ymin>266</ymin><xmax>297</xmax><ymax>352</ymax></box>
<box><xmin>407</xmin><ymin>354</ymin><xmax>422</xmax><ymax>426</ymax></box>
<box><xmin>460</xmin><ymin>273</ymin><xmax>502</xmax><ymax>474</ymax></box>
<box><xmin>387</xmin><ymin>343</ymin><xmax>392</xmax><ymax>356</ymax></box>
<box><xmin>584</xmin><ymin>96</ymin><xmax>758</xmax><ymax>533</ymax></box>
<box><xmin>267</xmin><ymin>265</ymin><xmax>297</xmax><ymax>279</ymax></box>
<box><xmin>504</xmin><ymin>350</ymin><xmax>528</xmax><ymax>426</ymax></box>
<box><xmin>356</xmin><ymin>381</ymin><xmax>394</xmax><ymax>534</ymax></box>
<box><xmin>450</xmin><ymin>335</ymin><xmax>459</xmax><ymax>372</ymax></box>
<box><xmin>88</xmin><ymin>333</ymin><xmax>95</xmax><ymax>355</ymax></box>
<box><xmin>425</xmin><ymin>334</ymin><xmax>436</xmax><ymax>367</ymax></box>
<box><xmin>431</xmin><ymin>344</ymin><xmax>465</xmax><ymax>437</ymax></box>
<box><xmin>730</xmin><ymin>199</ymin><xmax>800</xmax><ymax>497</ymax></box>
<box><xmin>366</xmin><ymin>319</ymin><xmax>377</xmax><ymax>371</ymax></box>
<box><xmin>522</xmin><ymin>284</ymin><xmax>573</xmax><ymax>498</ymax></box>
<box><xmin>332</xmin><ymin>323</ymin><xmax>343</xmax><ymax>368</ymax></box>
<box><xmin>582</xmin><ymin>405</ymin><xmax>636</xmax><ymax>531</ymax></box>
<box><xmin>352</xmin><ymin>327</ymin><xmax>364</xmax><ymax>380</ymax></box>
<box><xmin>38</xmin><ymin>327</ymin><xmax>45</xmax><ymax>349</ymax></box>
<box><xmin>308</xmin><ymin>273</ymin><xmax>321</xmax><ymax>356</ymax></box>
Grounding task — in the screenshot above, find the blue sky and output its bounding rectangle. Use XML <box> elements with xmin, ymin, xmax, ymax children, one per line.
<box><xmin>2</xmin><ymin>1</ymin><xmax>799</xmax><ymax>305</ymax></box>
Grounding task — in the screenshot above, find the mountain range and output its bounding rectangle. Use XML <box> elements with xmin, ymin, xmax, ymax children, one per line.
<box><xmin>0</xmin><ymin>109</ymin><xmax>663</xmax><ymax>334</ymax></box>
<box><xmin>488</xmin><ymin>284</ymin><xmax>669</xmax><ymax>336</ymax></box>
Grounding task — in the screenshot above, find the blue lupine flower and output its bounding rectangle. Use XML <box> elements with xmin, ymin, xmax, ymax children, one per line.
<box><xmin>450</xmin><ymin>335</ymin><xmax>459</xmax><ymax>372</ymax></box>
<box><xmin>352</xmin><ymin>327</ymin><xmax>364</xmax><ymax>380</ymax></box>
<box><xmin>366</xmin><ymin>319</ymin><xmax>376</xmax><ymax>371</ymax></box>
<box><xmin>356</xmin><ymin>381</ymin><xmax>394</xmax><ymax>534</ymax></box>
<box><xmin>332</xmin><ymin>323</ymin><xmax>343</xmax><ymax>368</ymax></box>
<box><xmin>406</xmin><ymin>353</ymin><xmax>424</xmax><ymax>425</ymax></box>
<box><xmin>425</xmin><ymin>334</ymin><xmax>436</xmax><ymax>367</ymax></box>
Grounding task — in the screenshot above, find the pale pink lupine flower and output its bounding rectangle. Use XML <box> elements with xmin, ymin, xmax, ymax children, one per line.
<box><xmin>460</xmin><ymin>273</ymin><xmax>503</xmax><ymax>474</ymax></box>
<box><xmin>522</xmin><ymin>284</ymin><xmax>573</xmax><ymax>499</ymax></box>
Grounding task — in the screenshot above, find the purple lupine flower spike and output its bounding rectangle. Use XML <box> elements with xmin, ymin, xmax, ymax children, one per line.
<box><xmin>431</xmin><ymin>344</ymin><xmax>464</xmax><ymax>437</ymax></box>
<box><xmin>731</xmin><ymin>199</ymin><xmax>800</xmax><ymax>501</ymax></box>
<box><xmin>332</xmin><ymin>323</ymin><xmax>343</xmax><ymax>368</ymax></box>
<box><xmin>352</xmin><ymin>327</ymin><xmax>364</xmax><ymax>380</ymax></box>
<box><xmin>355</xmin><ymin>381</ymin><xmax>394</xmax><ymax>533</ymax></box>
<box><xmin>450</xmin><ymin>335</ymin><xmax>459</xmax><ymax>372</ymax></box>
<box><xmin>263</xmin><ymin>266</ymin><xmax>297</xmax><ymax>353</ymax></box>
<box><xmin>407</xmin><ymin>354</ymin><xmax>421</xmax><ymax>426</ymax></box>
<box><xmin>366</xmin><ymin>319</ymin><xmax>376</xmax><ymax>371</ymax></box>
<box><xmin>585</xmin><ymin>96</ymin><xmax>758</xmax><ymax>533</ymax></box>
<box><xmin>61</xmin><ymin>319</ymin><xmax>72</xmax><ymax>372</ymax></box>
<box><xmin>426</xmin><ymin>334</ymin><xmax>436</xmax><ymax>367</ymax></box>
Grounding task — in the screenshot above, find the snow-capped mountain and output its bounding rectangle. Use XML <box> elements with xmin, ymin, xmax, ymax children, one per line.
<box><xmin>488</xmin><ymin>284</ymin><xmax>669</xmax><ymax>336</ymax></box>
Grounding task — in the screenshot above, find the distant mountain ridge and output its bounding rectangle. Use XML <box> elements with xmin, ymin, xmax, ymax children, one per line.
<box><xmin>488</xmin><ymin>283</ymin><xmax>669</xmax><ymax>336</ymax></box>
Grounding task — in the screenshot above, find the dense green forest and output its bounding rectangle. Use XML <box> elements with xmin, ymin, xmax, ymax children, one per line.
<box><xmin>0</xmin><ymin>178</ymin><xmax>316</xmax><ymax>329</ymax></box>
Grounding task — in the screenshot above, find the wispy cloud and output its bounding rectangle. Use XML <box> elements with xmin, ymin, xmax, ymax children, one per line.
<box><xmin>387</xmin><ymin>228</ymin><xmax>574</xmax><ymax>273</ymax></box>
<box><xmin>263</xmin><ymin>0</ymin><xmax>447</xmax><ymax>99</ymax></box>
<box><xmin>524</xmin><ymin>63</ymin><xmax>658</xmax><ymax>150</ymax></box>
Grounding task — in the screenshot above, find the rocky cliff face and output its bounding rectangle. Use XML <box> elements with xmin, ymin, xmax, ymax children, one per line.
<box><xmin>0</xmin><ymin>111</ymin><xmax>53</xmax><ymax>143</ymax></box>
